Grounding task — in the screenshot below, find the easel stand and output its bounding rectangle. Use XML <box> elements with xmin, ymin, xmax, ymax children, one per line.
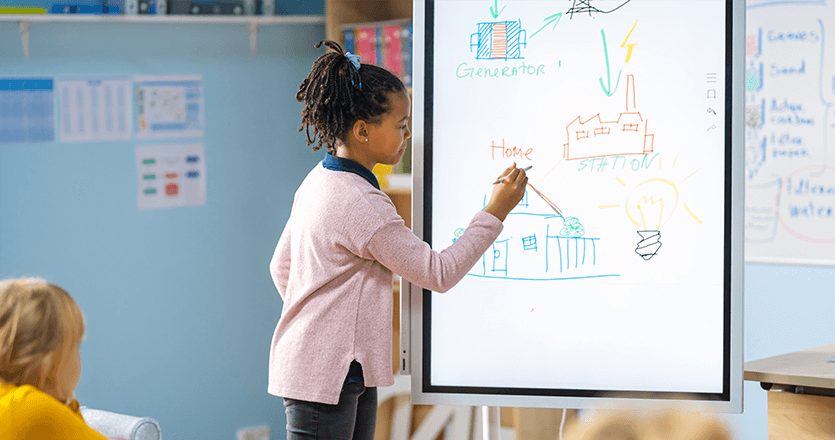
<box><xmin>482</xmin><ymin>406</ymin><xmax>501</xmax><ymax>440</ymax></box>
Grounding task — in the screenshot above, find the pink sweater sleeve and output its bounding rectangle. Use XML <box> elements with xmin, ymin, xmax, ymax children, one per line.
<box><xmin>366</xmin><ymin>210</ymin><xmax>502</xmax><ymax>293</ymax></box>
<box><xmin>269</xmin><ymin>225</ymin><xmax>292</xmax><ymax>300</ymax></box>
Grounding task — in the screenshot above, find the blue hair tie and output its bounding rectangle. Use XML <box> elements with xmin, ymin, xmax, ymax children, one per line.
<box><xmin>345</xmin><ymin>52</ymin><xmax>361</xmax><ymax>70</ymax></box>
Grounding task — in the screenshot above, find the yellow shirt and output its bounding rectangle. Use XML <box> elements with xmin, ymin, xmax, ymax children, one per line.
<box><xmin>0</xmin><ymin>382</ymin><xmax>108</xmax><ymax>440</ymax></box>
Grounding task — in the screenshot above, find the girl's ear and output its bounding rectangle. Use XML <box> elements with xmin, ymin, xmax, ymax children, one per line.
<box><xmin>351</xmin><ymin>119</ymin><xmax>369</xmax><ymax>143</ymax></box>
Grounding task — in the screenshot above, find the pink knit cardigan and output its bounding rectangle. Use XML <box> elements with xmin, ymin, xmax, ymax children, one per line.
<box><xmin>268</xmin><ymin>163</ymin><xmax>502</xmax><ymax>404</ymax></box>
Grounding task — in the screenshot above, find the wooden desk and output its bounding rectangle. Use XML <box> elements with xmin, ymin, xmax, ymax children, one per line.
<box><xmin>744</xmin><ymin>344</ymin><xmax>835</xmax><ymax>440</ymax></box>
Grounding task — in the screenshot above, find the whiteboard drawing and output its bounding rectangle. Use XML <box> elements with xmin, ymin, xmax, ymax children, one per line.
<box><xmin>599</xmin><ymin>159</ymin><xmax>706</xmax><ymax>260</ymax></box>
<box><xmin>466</xmin><ymin>186</ymin><xmax>619</xmax><ymax>280</ymax></box>
<box><xmin>744</xmin><ymin>7</ymin><xmax>835</xmax><ymax>255</ymax></box>
<box><xmin>635</xmin><ymin>230</ymin><xmax>661</xmax><ymax>260</ymax></box>
<box><xmin>566</xmin><ymin>0</ymin><xmax>634</xmax><ymax>19</ymax></box>
<box><xmin>745</xmin><ymin>180</ymin><xmax>781</xmax><ymax>243</ymax></box>
<box><xmin>470</xmin><ymin>19</ymin><xmax>527</xmax><ymax>60</ymax></box>
<box><xmin>747</xmin><ymin>0</ymin><xmax>825</xmax><ymax>10</ymax></box>
<box><xmin>563</xmin><ymin>75</ymin><xmax>655</xmax><ymax>160</ymax></box>
<box><xmin>625</xmin><ymin>178</ymin><xmax>677</xmax><ymax>261</ymax></box>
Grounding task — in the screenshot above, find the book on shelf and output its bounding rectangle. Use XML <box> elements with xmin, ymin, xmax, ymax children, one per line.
<box><xmin>344</xmin><ymin>28</ymin><xmax>355</xmax><ymax>53</ymax></box>
<box><xmin>356</xmin><ymin>26</ymin><xmax>378</xmax><ymax>65</ymax></box>
<box><xmin>341</xmin><ymin>18</ymin><xmax>412</xmax><ymax>88</ymax></box>
<box><xmin>0</xmin><ymin>6</ymin><xmax>47</xmax><ymax>13</ymax></box>
<box><xmin>383</xmin><ymin>23</ymin><xmax>403</xmax><ymax>78</ymax></box>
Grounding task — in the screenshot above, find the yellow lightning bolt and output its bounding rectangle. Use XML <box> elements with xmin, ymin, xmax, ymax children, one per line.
<box><xmin>621</xmin><ymin>21</ymin><xmax>638</xmax><ymax>63</ymax></box>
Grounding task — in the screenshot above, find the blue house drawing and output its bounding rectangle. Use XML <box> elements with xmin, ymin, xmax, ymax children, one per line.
<box><xmin>468</xmin><ymin>187</ymin><xmax>619</xmax><ymax>281</ymax></box>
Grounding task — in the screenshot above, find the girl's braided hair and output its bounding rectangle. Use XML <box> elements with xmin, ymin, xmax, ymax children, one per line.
<box><xmin>296</xmin><ymin>40</ymin><xmax>407</xmax><ymax>154</ymax></box>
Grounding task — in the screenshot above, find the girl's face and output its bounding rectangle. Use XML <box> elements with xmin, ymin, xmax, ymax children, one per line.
<box><xmin>361</xmin><ymin>91</ymin><xmax>412</xmax><ymax>169</ymax></box>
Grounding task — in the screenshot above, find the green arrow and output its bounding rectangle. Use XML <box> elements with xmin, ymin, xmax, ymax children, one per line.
<box><xmin>529</xmin><ymin>12</ymin><xmax>562</xmax><ymax>39</ymax></box>
<box><xmin>598</xmin><ymin>29</ymin><xmax>622</xmax><ymax>97</ymax></box>
<box><xmin>489</xmin><ymin>0</ymin><xmax>506</xmax><ymax>18</ymax></box>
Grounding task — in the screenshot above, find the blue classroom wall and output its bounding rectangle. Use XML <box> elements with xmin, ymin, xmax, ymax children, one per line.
<box><xmin>1</xmin><ymin>12</ymin><xmax>835</xmax><ymax>440</ymax></box>
<box><xmin>0</xmin><ymin>12</ymin><xmax>324</xmax><ymax>440</ymax></box>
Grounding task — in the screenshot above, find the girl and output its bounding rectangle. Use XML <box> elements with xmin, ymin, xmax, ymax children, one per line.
<box><xmin>0</xmin><ymin>278</ymin><xmax>107</xmax><ymax>440</ymax></box>
<box><xmin>269</xmin><ymin>40</ymin><xmax>528</xmax><ymax>440</ymax></box>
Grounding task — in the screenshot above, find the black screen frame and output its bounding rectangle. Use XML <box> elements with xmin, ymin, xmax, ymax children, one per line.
<box><xmin>420</xmin><ymin>0</ymin><xmax>735</xmax><ymax>403</ymax></box>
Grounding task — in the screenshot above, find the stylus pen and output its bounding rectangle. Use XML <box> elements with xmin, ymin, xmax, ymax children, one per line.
<box><xmin>493</xmin><ymin>166</ymin><xmax>532</xmax><ymax>184</ymax></box>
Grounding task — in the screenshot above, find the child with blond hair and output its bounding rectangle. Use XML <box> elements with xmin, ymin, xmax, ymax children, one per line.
<box><xmin>0</xmin><ymin>278</ymin><xmax>107</xmax><ymax>439</ymax></box>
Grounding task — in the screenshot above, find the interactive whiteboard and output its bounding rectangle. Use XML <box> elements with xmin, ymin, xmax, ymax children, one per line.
<box><xmin>745</xmin><ymin>0</ymin><xmax>835</xmax><ymax>265</ymax></box>
<box><xmin>409</xmin><ymin>0</ymin><xmax>744</xmax><ymax>412</ymax></box>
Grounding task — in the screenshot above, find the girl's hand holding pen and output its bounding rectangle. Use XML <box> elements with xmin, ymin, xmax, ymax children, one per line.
<box><xmin>493</xmin><ymin>165</ymin><xmax>532</xmax><ymax>184</ymax></box>
<box><xmin>483</xmin><ymin>163</ymin><xmax>529</xmax><ymax>222</ymax></box>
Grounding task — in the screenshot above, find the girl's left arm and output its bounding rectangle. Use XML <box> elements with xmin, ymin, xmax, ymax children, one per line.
<box><xmin>269</xmin><ymin>225</ymin><xmax>292</xmax><ymax>300</ymax></box>
<box><xmin>366</xmin><ymin>210</ymin><xmax>502</xmax><ymax>293</ymax></box>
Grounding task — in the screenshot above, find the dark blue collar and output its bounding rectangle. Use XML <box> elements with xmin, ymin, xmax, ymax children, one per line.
<box><xmin>322</xmin><ymin>154</ymin><xmax>380</xmax><ymax>190</ymax></box>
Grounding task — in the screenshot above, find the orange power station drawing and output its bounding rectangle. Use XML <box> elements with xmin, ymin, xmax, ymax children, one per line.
<box><xmin>563</xmin><ymin>75</ymin><xmax>654</xmax><ymax>160</ymax></box>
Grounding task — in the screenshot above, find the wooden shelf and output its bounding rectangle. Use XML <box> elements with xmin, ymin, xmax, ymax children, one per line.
<box><xmin>382</xmin><ymin>186</ymin><xmax>411</xmax><ymax>196</ymax></box>
<box><xmin>1</xmin><ymin>13</ymin><xmax>325</xmax><ymax>57</ymax></box>
<box><xmin>382</xmin><ymin>185</ymin><xmax>411</xmax><ymax>229</ymax></box>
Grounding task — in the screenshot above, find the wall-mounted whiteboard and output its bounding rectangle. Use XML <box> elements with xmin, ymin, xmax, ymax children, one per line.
<box><xmin>410</xmin><ymin>0</ymin><xmax>744</xmax><ymax>412</ymax></box>
<box><xmin>745</xmin><ymin>0</ymin><xmax>835</xmax><ymax>265</ymax></box>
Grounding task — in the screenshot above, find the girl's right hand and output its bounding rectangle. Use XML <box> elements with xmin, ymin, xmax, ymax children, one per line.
<box><xmin>483</xmin><ymin>163</ymin><xmax>529</xmax><ymax>222</ymax></box>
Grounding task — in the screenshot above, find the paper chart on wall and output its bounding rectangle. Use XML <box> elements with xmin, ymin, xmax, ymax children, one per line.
<box><xmin>134</xmin><ymin>75</ymin><xmax>204</xmax><ymax>139</ymax></box>
<box><xmin>745</xmin><ymin>1</ymin><xmax>835</xmax><ymax>265</ymax></box>
<box><xmin>0</xmin><ymin>77</ymin><xmax>55</xmax><ymax>144</ymax></box>
<box><xmin>135</xmin><ymin>143</ymin><xmax>206</xmax><ymax>210</ymax></box>
<box><xmin>58</xmin><ymin>77</ymin><xmax>132</xmax><ymax>142</ymax></box>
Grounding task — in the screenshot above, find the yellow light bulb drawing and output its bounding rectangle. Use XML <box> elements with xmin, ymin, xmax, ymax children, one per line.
<box><xmin>598</xmin><ymin>157</ymin><xmax>703</xmax><ymax>261</ymax></box>
<box><xmin>625</xmin><ymin>178</ymin><xmax>679</xmax><ymax>260</ymax></box>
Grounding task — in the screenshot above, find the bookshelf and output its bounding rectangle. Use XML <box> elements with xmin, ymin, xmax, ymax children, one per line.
<box><xmin>325</xmin><ymin>0</ymin><xmax>414</xmax><ymax>192</ymax></box>
<box><xmin>325</xmin><ymin>0</ymin><xmax>414</xmax><ymax>217</ymax></box>
<box><xmin>324</xmin><ymin>0</ymin><xmax>411</xmax><ymax>46</ymax></box>
<box><xmin>0</xmin><ymin>14</ymin><xmax>325</xmax><ymax>57</ymax></box>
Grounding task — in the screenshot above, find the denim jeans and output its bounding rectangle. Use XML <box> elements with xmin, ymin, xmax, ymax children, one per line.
<box><xmin>284</xmin><ymin>361</ymin><xmax>378</xmax><ymax>440</ymax></box>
